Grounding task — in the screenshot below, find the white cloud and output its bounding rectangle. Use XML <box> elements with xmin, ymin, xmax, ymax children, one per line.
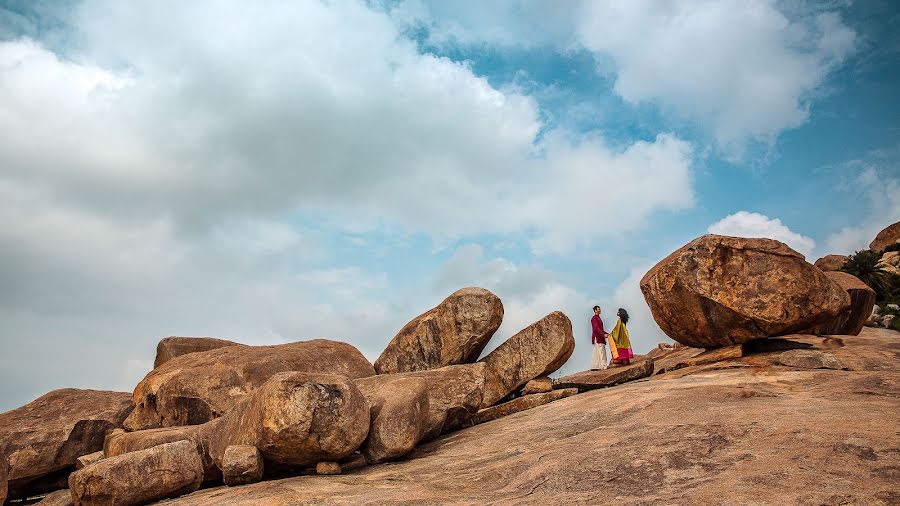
<box><xmin>708</xmin><ymin>211</ymin><xmax>817</xmax><ymax>258</ymax></box>
<box><xmin>823</xmin><ymin>167</ymin><xmax>900</xmax><ymax>255</ymax></box>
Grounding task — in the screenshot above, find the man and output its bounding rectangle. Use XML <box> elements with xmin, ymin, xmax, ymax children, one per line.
<box><xmin>591</xmin><ymin>305</ymin><xmax>609</xmax><ymax>370</ymax></box>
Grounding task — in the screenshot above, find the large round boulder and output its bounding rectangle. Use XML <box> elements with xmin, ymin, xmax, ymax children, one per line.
<box><xmin>375</xmin><ymin>287</ymin><xmax>504</xmax><ymax>374</ymax></box>
<box><xmin>870</xmin><ymin>221</ymin><xmax>900</xmax><ymax>252</ymax></box>
<box><xmin>801</xmin><ymin>271</ymin><xmax>876</xmax><ymax>336</ymax></box>
<box><xmin>640</xmin><ymin>235</ymin><xmax>851</xmax><ymax>348</ymax></box>
<box><xmin>813</xmin><ymin>254</ymin><xmax>848</xmax><ymax>272</ymax></box>
<box><xmin>125</xmin><ymin>340</ymin><xmax>375</xmax><ymax>430</ymax></box>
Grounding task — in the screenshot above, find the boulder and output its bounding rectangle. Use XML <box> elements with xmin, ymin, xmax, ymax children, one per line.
<box><xmin>222</xmin><ymin>445</ymin><xmax>264</xmax><ymax>486</ymax></box>
<box><xmin>640</xmin><ymin>235</ymin><xmax>851</xmax><ymax>348</ymax></box>
<box><xmin>1</xmin><ymin>451</ymin><xmax>7</xmax><ymax>505</ymax></box>
<box><xmin>68</xmin><ymin>440</ymin><xmax>204</xmax><ymax>505</ymax></box>
<box><xmin>813</xmin><ymin>254</ymin><xmax>849</xmax><ymax>272</ymax></box>
<box><xmin>521</xmin><ymin>376</ymin><xmax>553</xmax><ymax>395</ymax></box>
<box><xmin>204</xmin><ymin>372</ymin><xmax>370</xmax><ymax>472</ymax></box>
<box><xmin>154</xmin><ymin>336</ymin><xmax>243</xmax><ymax>368</ymax></box>
<box><xmin>104</xmin><ymin>425</ymin><xmax>218</xmax><ymax>481</ymax></box>
<box><xmin>375</xmin><ymin>287</ymin><xmax>504</xmax><ymax>374</ymax></box>
<box><xmin>777</xmin><ymin>350</ymin><xmax>845</xmax><ymax>370</ymax></box>
<box><xmin>75</xmin><ymin>452</ymin><xmax>103</xmax><ymax>470</ymax></box>
<box><xmin>870</xmin><ymin>221</ymin><xmax>900</xmax><ymax>252</ymax></box>
<box><xmin>479</xmin><ymin>312</ymin><xmax>574</xmax><ymax>408</ymax></box>
<box><xmin>801</xmin><ymin>272</ymin><xmax>876</xmax><ymax>336</ymax></box>
<box><xmin>126</xmin><ymin>339</ymin><xmax>375</xmax><ymax>430</ymax></box>
<box><xmin>36</xmin><ymin>489</ymin><xmax>74</xmax><ymax>506</ymax></box>
<box><xmin>0</xmin><ymin>389</ymin><xmax>132</xmax><ymax>500</ymax></box>
<box><xmin>355</xmin><ymin>363</ymin><xmax>486</xmax><ymax>441</ymax></box>
<box><xmin>880</xmin><ymin>251</ymin><xmax>900</xmax><ymax>267</ymax></box>
<box><xmin>555</xmin><ymin>360</ymin><xmax>655</xmax><ymax>392</ymax></box>
<box><xmin>473</xmin><ymin>389</ymin><xmax>578</xmax><ymax>425</ymax></box>
<box><xmin>356</xmin><ymin>377</ymin><xmax>430</xmax><ymax>463</ymax></box>
<box><xmin>316</xmin><ymin>462</ymin><xmax>342</xmax><ymax>475</ymax></box>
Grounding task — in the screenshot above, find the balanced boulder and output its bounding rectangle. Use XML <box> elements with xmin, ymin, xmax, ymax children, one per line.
<box><xmin>126</xmin><ymin>339</ymin><xmax>375</xmax><ymax>430</ymax></box>
<box><xmin>870</xmin><ymin>221</ymin><xmax>900</xmax><ymax>252</ymax></box>
<box><xmin>801</xmin><ymin>272</ymin><xmax>876</xmax><ymax>336</ymax></box>
<box><xmin>640</xmin><ymin>235</ymin><xmax>851</xmax><ymax>348</ymax></box>
<box><xmin>0</xmin><ymin>389</ymin><xmax>132</xmax><ymax>500</ymax></box>
<box><xmin>479</xmin><ymin>311</ymin><xmax>574</xmax><ymax>408</ymax></box>
<box><xmin>356</xmin><ymin>377</ymin><xmax>430</xmax><ymax>463</ymax></box>
<box><xmin>204</xmin><ymin>372</ymin><xmax>370</xmax><ymax>471</ymax></box>
<box><xmin>375</xmin><ymin>287</ymin><xmax>504</xmax><ymax>374</ymax></box>
<box><xmin>68</xmin><ymin>440</ymin><xmax>204</xmax><ymax>506</ymax></box>
<box><xmin>814</xmin><ymin>255</ymin><xmax>848</xmax><ymax>272</ymax></box>
<box><xmin>154</xmin><ymin>336</ymin><xmax>242</xmax><ymax>368</ymax></box>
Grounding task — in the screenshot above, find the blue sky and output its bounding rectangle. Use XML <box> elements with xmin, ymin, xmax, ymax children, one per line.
<box><xmin>1</xmin><ymin>0</ymin><xmax>898</xmax><ymax>411</ymax></box>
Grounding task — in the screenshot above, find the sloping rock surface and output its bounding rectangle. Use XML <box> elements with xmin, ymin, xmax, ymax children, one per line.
<box><xmin>0</xmin><ymin>389</ymin><xmax>132</xmax><ymax>499</ymax></box>
<box><xmin>126</xmin><ymin>339</ymin><xmax>375</xmax><ymax>430</ymax></box>
<box><xmin>555</xmin><ymin>360</ymin><xmax>655</xmax><ymax>391</ymax></box>
<box><xmin>154</xmin><ymin>336</ymin><xmax>243</xmax><ymax>368</ymax></box>
<box><xmin>870</xmin><ymin>220</ymin><xmax>900</xmax><ymax>251</ymax></box>
<box><xmin>161</xmin><ymin>328</ymin><xmax>900</xmax><ymax>505</ymax></box>
<box><xmin>375</xmin><ymin>287</ymin><xmax>503</xmax><ymax>374</ymax></box>
<box><xmin>640</xmin><ymin>234</ymin><xmax>850</xmax><ymax>348</ymax></box>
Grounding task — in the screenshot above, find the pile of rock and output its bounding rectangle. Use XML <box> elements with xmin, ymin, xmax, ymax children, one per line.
<box><xmin>867</xmin><ymin>304</ymin><xmax>899</xmax><ymax>329</ymax></box>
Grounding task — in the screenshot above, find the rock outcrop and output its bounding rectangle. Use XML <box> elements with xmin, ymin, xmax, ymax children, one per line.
<box><xmin>813</xmin><ymin>254</ymin><xmax>848</xmax><ymax>271</ymax></box>
<box><xmin>521</xmin><ymin>376</ymin><xmax>553</xmax><ymax>395</ymax></box>
<box><xmin>204</xmin><ymin>372</ymin><xmax>370</xmax><ymax>472</ymax></box>
<box><xmin>640</xmin><ymin>235</ymin><xmax>851</xmax><ymax>348</ymax></box>
<box><xmin>801</xmin><ymin>271</ymin><xmax>876</xmax><ymax>336</ymax></box>
<box><xmin>154</xmin><ymin>336</ymin><xmax>243</xmax><ymax>368</ymax></box>
<box><xmin>870</xmin><ymin>221</ymin><xmax>900</xmax><ymax>252</ymax></box>
<box><xmin>35</xmin><ymin>489</ymin><xmax>73</xmax><ymax>506</ymax></box>
<box><xmin>473</xmin><ymin>389</ymin><xmax>578</xmax><ymax>425</ymax></box>
<box><xmin>479</xmin><ymin>311</ymin><xmax>574</xmax><ymax>408</ymax></box>
<box><xmin>126</xmin><ymin>340</ymin><xmax>375</xmax><ymax>430</ymax></box>
<box><xmin>104</xmin><ymin>425</ymin><xmax>218</xmax><ymax>481</ymax></box>
<box><xmin>0</xmin><ymin>389</ymin><xmax>132</xmax><ymax>499</ymax></box>
<box><xmin>222</xmin><ymin>445</ymin><xmax>264</xmax><ymax>486</ymax></box>
<box><xmin>0</xmin><ymin>451</ymin><xmax>7</xmax><ymax>504</ymax></box>
<box><xmin>778</xmin><ymin>350</ymin><xmax>845</xmax><ymax>370</ymax></box>
<box><xmin>356</xmin><ymin>377</ymin><xmax>430</xmax><ymax>463</ymax></box>
<box><xmin>75</xmin><ymin>452</ymin><xmax>103</xmax><ymax>470</ymax></box>
<box><xmin>68</xmin><ymin>440</ymin><xmax>204</xmax><ymax>506</ymax></box>
<box><xmin>375</xmin><ymin>287</ymin><xmax>504</xmax><ymax>374</ymax></box>
<box><xmin>555</xmin><ymin>360</ymin><xmax>655</xmax><ymax>391</ymax></box>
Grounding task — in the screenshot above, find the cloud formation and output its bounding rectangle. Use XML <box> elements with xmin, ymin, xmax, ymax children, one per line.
<box><xmin>708</xmin><ymin>211</ymin><xmax>817</xmax><ymax>258</ymax></box>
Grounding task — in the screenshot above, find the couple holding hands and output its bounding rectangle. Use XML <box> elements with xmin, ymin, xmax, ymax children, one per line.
<box><xmin>590</xmin><ymin>306</ymin><xmax>632</xmax><ymax>370</ymax></box>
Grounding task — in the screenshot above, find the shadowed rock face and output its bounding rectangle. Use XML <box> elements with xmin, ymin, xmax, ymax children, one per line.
<box><xmin>0</xmin><ymin>389</ymin><xmax>132</xmax><ymax>500</ymax></box>
<box><xmin>870</xmin><ymin>221</ymin><xmax>900</xmax><ymax>252</ymax></box>
<box><xmin>375</xmin><ymin>287</ymin><xmax>504</xmax><ymax>374</ymax></box>
<box><xmin>640</xmin><ymin>234</ymin><xmax>851</xmax><ymax>348</ymax></box>
<box><xmin>154</xmin><ymin>337</ymin><xmax>243</xmax><ymax>368</ymax></box>
<box><xmin>479</xmin><ymin>311</ymin><xmax>575</xmax><ymax>408</ymax></box>
<box><xmin>126</xmin><ymin>340</ymin><xmax>375</xmax><ymax>431</ymax></box>
<box><xmin>801</xmin><ymin>271</ymin><xmax>876</xmax><ymax>336</ymax></box>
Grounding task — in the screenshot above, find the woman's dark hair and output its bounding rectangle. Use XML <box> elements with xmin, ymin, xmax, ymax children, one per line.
<box><xmin>617</xmin><ymin>308</ymin><xmax>629</xmax><ymax>324</ymax></box>
<box><xmin>592</xmin><ymin>305</ymin><xmax>600</xmax><ymax>311</ymax></box>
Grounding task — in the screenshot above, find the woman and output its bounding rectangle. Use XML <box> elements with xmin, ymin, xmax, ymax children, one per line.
<box><xmin>608</xmin><ymin>308</ymin><xmax>633</xmax><ymax>366</ymax></box>
<box><xmin>590</xmin><ymin>306</ymin><xmax>608</xmax><ymax>370</ymax></box>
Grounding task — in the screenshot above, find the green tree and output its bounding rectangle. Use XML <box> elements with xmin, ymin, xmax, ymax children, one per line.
<box><xmin>841</xmin><ymin>249</ymin><xmax>900</xmax><ymax>304</ymax></box>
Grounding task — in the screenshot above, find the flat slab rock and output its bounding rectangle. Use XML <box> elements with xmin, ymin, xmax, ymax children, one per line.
<box><xmin>555</xmin><ymin>360</ymin><xmax>655</xmax><ymax>391</ymax></box>
<box><xmin>473</xmin><ymin>389</ymin><xmax>578</xmax><ymax>425</ymax></box>
<box><xmin>778</xmin><ymin>350</ymin><xmax>846</xmax><ymax>370</ymax></box>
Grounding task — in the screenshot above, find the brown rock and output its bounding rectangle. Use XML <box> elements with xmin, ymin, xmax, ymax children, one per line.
<box><xmin>205</xmin><ymin>372</ymin><xmax>370</xmax><ymax>472</ymax></box>
<box><xmin>316</xmin><ymin>462</ymin><xmax>342</xmax><ymax>475</ymax></box>
<box><xmin>1</xmin><ymin>451</ymin><xmax>7</xmax><ymax>505</ymax></box>
<box><xmin>473</xmin><ymin>389</ymin><xmax>578</xmax><ymax>425</ymax></box>
<box><xmin>640</xmin><ymin>235</ymin><xmax>851</xmax><ymax>348</ymax></box>
<box><xmin>870</xmin><ymin>221</ymin><xmax>900</xmax><ymax>252</ymax></box>
<box><xmin>104</xmin><ymin>425</ymin><xmax>218</xmax><ymax>481</ymax></box>
<box><xmin>75</xmin><ymin>452</ymin><xmax>103</xmax><ymax>470</ymax></box>
<box><xmin>355</xmin><ymin>363</ymin><xmax>486</xmax><ymax>441</ymax></box>
<box><xmin>555</xmin><ymin>360</ymin><xmax>655</xmax><ymax>392</ymax></box>
<box><xmin>375</xmin><ymin>287</ymin><xmax>504</xmax><ymax>374</ymax></box>
<box><xmin>479</xmin><ymin>311</ymin><xmax>574</xmax><ymax>408</ymax></box>
<box><xmin>126</xmin><ymin>339</ymin><xmax>375</xmax><ymax>430</ymax></box>
<box><xmin>814</xmin><ymin>254</ymin><xmax>849</xmax><ymax>271</ymax></box>
<box><xmin>778</xmin><ymin>350</ymin><xmax>845</xmax><ymax>370</ymax></box>
<box><xmin>662</xmin><ymin>345</ymin><xmax>744</xmax><ymax>372</ymax></box>
<box><xmin>0</xmin><ymin>389</ymin><xmax>132</xmax><ymax>500</ymax></box>
<box><xmin>356</xmin><ymin>377</ymin><xmax>429</xmax><ymax>463</ymax></box>
<box><xmin>154</xmin><ymin>336</ymin><xmax>243</xmax><ymax>368</ymax></box>
<box><xmin>222</xmin><ymin>445</ymin><xmax>264</xmax><ymax>486</ymax></box>
<box><xmin>521</xmin><ymin>376</ymin><xmax>553</xmax><ymax>395</ymax></box>
<box><xmin>36</xmin><ymin>489</ymin><xmax>74</xmax><ymax>506</ymax></box>
<box><xmin>801</xmin><ymin>272</ymin><xmax>876</xmax><ymax>336</ymax></box>
<box><xmin>880</xmin><ymin>250</ymin><xmax>900</xmax><ymax>267</ymax></box>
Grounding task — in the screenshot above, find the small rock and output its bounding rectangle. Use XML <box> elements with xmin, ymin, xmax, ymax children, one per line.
<box><xmin>35</xmin><ymin>489</ymin><xmax>73</xmax><ymax>506</ymax></box>
<box><xmin>814</xmin><ymin>254</ymin><xmax>849</xmax><ymax>271</ymax></box>
<box><xmin>316</xmin><ymin>462</ymin><xmax>341</xmax><ymax>475</ymax></box>
<box><xmin>883</xmin><ymin>314</ymin><xmax>896</xmax><ymax>329</ymax></box>
<box><xmin>75</xmin><ymin>451</ymin><xmax>103</xmax><ymax>470</ymax></box>
<box><xmin>154</xmin><ymin>336</ymin><xmax>243</xmax><ymax>368</ymax></box>
<box><xmin>778</xmin><ymin>350</ymin><xmax>845</xmax><ymax>370</ymax></box>
<box><xmin>880</xmin><ymin>251</ymin><xmax>900</xmax><ymax>267</ymax></box>
<box><xmin>68</xmin><ymin>440</ymin><xmax>204</xmax><ymax>506</ymax></box>
<box><xmin>473</xmin><ymin>389</ymin><xmax>578</xmax><ymax>425</ymax></box>
<box><xmin>521</xmin><ymin>377</ymin><xmax>553</xmax><ymax>395</ymax></box>
<box><xmin>222</xmin><ymin>445</ymin><xmax>264</xmax><ymax>486</ymax></box>
<box><xmin>887</xmin><ymin>304</ymin><xmax>899</xmax><ymax>311</ymax></box>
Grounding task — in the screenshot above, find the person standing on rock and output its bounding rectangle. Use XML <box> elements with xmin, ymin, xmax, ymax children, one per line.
<box><xmin>591</xmin><ymin>306</ymin><xmax>609</xmax><ymax>370</ymax></box>
<box><xmin>609</xmin><ymin>308</ymin><xmax>633</xmax><ymax>366</ymax></box>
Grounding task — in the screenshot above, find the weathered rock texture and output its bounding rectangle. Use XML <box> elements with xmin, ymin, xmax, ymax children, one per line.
<box><xmin>870</xmin><ymin>221</ymin><xmax>900</xmax><ymax>252</ymax></box>
<box><xmin>813</xmin><ymin>254</ymin><xmax>849</xmax><ymax>271</ymax></box>
<box><xmin>75</xmin><ymin>452</ymin><xmax>103</xmax><ymax>470</ymax></box>
<box><xmin>801</xmin><ymin>271</ymin><xmax>876</xmax><ymax>336</ymax></box>
<box><xmin>778</xmin><ymin>350</ymin><xmax>845</xmax><ymax>370</ymax></box>
<box><xmin>640</xmin><ymin>235</ymin><xmax>851</xmax><ymax>348</ymax></box>
<box><xmin>0</xmin><ymin>389</ymin><xmax>132</xmax><ymax>499</ymax></box>
<box><xmin>356</xmin><ymin>377</ymin><xmax>429</xmax><ymax>463</ymax></box>
<box><xmin>479</xmin><ymin>312</ymin><xmax>575</xmax><ymax>408</ymax></box>
<box><xmin>104</xmin><ymin>425</ymin><xmax>218</xmax><ymax>481</ymax></box>
<box><xmin>315</xmin><ymin>462</ymin><xmax>341</xmax><ymax>475</ymax></box>
<box><xmin>154</xmin><ymin>336</ymin><xmax>243</xmax><ymax>368</ymax></box>
<box><xmin>222</xmin><ymin>445</ymin><xmax>264</xmax><ymax>486</ymax></box>
<box><xmin>521</xmin><ymin>376</ymin><xmax>553</xmax><ymax>395</ymax></box>
<box><xmin>0</xmin><ymin>451</ymin><xmax>7</xmax><ymax>505</ymax></box>
<box><xmin>126</xmin><ymin>339</ymin><xmax>375</xmax><ymax>430</ymax></box>
<box><xmin>204</xmin><ymin>372</ymin><xmax>370</xmax><ymax>472</ymax></box>
<box><xmin>555</xmin><ymin>360</ymin><xmax>655</xmax><ymax>392</ymax></box>
<box><xmin>35</xmin><ymin>489</ymin><xmax>74</xmax><ymax>506</ymax></box>
<box><xmin>375</xmin><ymin>287</ymin><xmax>504</xmax><ymax>374</ymax></box>
<box><xmin>473</xmin><ymin>389</ymin><xmax>578</xmax><ymax>425</ymax></box>
<box><xmin>69</xmin><ymin>440</ymin><xmax>203</xmax><ymax>505</ymax></box>
<box><xmin>354</xmin><ymin>363</ymin><xmax>486</xmax><ymax>441</ymax></box>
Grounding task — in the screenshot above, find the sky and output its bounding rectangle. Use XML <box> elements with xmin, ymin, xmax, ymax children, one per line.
<box><xmin>1</xmin><ymin>0</ymin><xmax>898</xmax><ymax>411</ymax></box>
